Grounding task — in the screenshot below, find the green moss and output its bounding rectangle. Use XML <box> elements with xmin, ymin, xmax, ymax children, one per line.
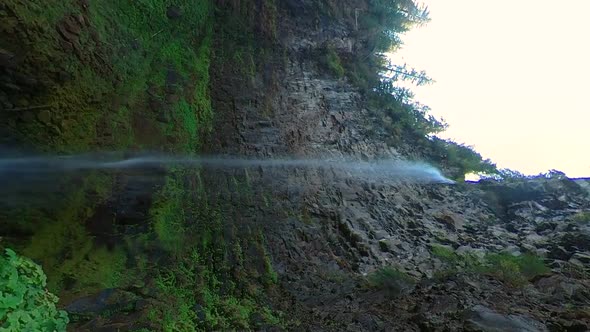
<box><xmin>482</xmin><ymin>253</ymin><xmax>549</xmax><ymax>285</ymax></box>
<box><xmin>66</xmin><ymin>246</ymin><xmax>128</xmax><ymax>290</ymax></box>
<box><xmin>367</xmin><ymin>267</ymin><xmax>415</xmax><ymax>296</ymax></box>
<box><xmin>3</xmin><ymin>0</ymin><xmax>214</xmax><ymax>152</ymax></box>
<box><xmin>150</xmin><ymin>174</ymin><xmax>186</xmax><ymax>254</ymax></box>
<box><xmin>263</xmin><ymin>255</ymin><xmax>279</xmax><ymax>285</ymax></box>
<box><xmin>325</xmin><ymin>47</ymin><xmax>345</xmax><ymax>78</ymax></box>
<box><xmin>431</xmin><ymin>244</ymin><xmax>457</xmax><ymax>263</ymax></box>
<box><xmin>573</xmin><ymin>211</ymin><xmax>590</xmax><ymax>223</ymax></box>
<box><xmin>145</xmin><ymin>170</ymin><xmax>284</xmax><ymax>330</ymax></box>
<box><xmin>430</xmin><ymin>244</ymin><xmax>549</xmax><ymax>287</ymax></box>
<box><xmin>19</xmin><ymin>173</ymin><xmax>113</xmax><ymax>294</ymax></box>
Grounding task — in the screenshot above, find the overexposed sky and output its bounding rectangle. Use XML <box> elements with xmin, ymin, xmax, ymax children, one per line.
<box><xmin>390</xmin><ymin>0</ymin><xmax>590</xmax><ymax>178</ymax></box>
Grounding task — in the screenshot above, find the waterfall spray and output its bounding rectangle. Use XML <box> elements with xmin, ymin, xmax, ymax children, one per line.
<box><xmin>0</xmin><ymin>152</ymin><xmax>455</xmax><ymax>184</ymax></box>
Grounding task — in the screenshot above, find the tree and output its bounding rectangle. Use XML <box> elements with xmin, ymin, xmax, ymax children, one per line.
<box><xmin>361</xmin><ymin>0</ymin><xmax>430</xmax><ymax>53</ymax></box>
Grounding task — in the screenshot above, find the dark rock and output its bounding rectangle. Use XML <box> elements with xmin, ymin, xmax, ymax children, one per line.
<box><xmin>131</xmin><ymin>40</ymin><xmax>141</xmax><ymax>50</ymax></box>
<box><xmin>0</xmin><ymin>48</ymin><xmax>15</xmax><ymax>67</ymax></box>
<box><xmin>57</xmin><ymin>23</ymin><xmax>77</xmax><ymax>43</ymax></box>
<box><xmin>2</xmin><ymin>82</ymin><xmax>21</xmax><ymax>91</ymax></box>
<box><xmin>548</xmin><ymin>245</ymin><xmax>572</xmax><ymax>261</ymax></box>
<box><xmin>13</xmin><ymin>74</ymin><xmax>38</xmax><ymax>87</ymax></box>
<box><xmin>63</xmin><ymin>16</ymin><xmax>82</xmax><ymax>36</ymax></box>
<box><xmin>561</xmin><ymin>233</ymin><xmax>590</xmax><ymax>252</ymax></box>
<box><xmin>192</xmin><ymin>304</ymin><xmax>206</xmax><ymax>322</ymax></box>
<box><xmin>21</xmin><ymin>111</ymin><xmax>35</xmax><ymax>122</ymax></box>
<box><xmin>36</xmin><ymin>109</ymin><xmax>52</xmax><ymax>125</ymax></box>
<box><xmin>166</xmin><ymin>6</ymin><xmax>182</xmax><ymax>19</ymax></box>
<box><xmin>66</xmin><ymin>289</ymin><xmax>140</xmax><ymax>316</ymax></box>
<box><xmin>79</xmin><ymin>0</ymin><xmax>90</xmax><ymax>10</ymax></box>
<box><xmin>535</xmin><ymin>275</ymin><xmax>589</xmax><ymax>301</ymax></box>
<box><xmin>465</xmin><ymin>305</ymin><xmax>548</xmax><ymax>332</ymax></box>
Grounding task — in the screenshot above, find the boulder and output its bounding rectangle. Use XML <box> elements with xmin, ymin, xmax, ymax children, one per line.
<box><xmin>465</xmin><ymin>305</ymin><xmax>547</xmax><ymax>332</ymax></box>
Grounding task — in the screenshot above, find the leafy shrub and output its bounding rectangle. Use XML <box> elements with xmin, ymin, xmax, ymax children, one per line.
<box><xmin>426</xmin><ymin>138</ymin><xmax>498</xmax><ymax>180</ymax></box>
<box><xmin>0</xmin><ymin>248</ymin><xmax>69</xmax><ymax>331</ymax></box>
<box><xmin>482</xmin><ymin>253</ymin><xmax>549</xmax><ymax>286</ymax></box>
<box><xmin>324</xmin><ymin>46</ymin><xmax>345</xmax><ymax>78</ymax></box>
<box><xmin>573</xmin><ymin>212</ymin><xmax>590</xmax><ymax>223</ymax></box>
<box><xmin>431</xmin><ymin>244</ymin><xmax>457</xmax><ymax>263</ymax></box>
<box><xmin>430</xmin><ymin>244</ymin><xmax>482</xmax><ymax>279</ymax></box>
<box><xmin>430</xmin><ymin>246</ymin><xmax>549</xmax><ymax>287</ymax></box>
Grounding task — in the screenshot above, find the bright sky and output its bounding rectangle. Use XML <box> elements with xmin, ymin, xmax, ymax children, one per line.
<box><xmin>390</xmin><ymin>0</ymin><xmax>590</xmax><ymax>178</ymax></box>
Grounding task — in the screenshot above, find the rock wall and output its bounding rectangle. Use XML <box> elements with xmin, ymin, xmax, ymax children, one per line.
<box><xmin>207</xmin><ymin>1</ymin><xmax>590</xmax><ymax>330</ymax></box>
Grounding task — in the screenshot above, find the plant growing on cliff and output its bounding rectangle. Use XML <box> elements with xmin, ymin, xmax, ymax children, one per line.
<box><xmin>323</xmin><ymin>46</ymin><xmax>345</xmax><ymax>78</ymax></box>
<box><xmin>0</xmin><ymin>248</ymin><xmax>69</xmax><ymax>331</ymax></box>
<box><xmin>367</xmin><ymin>266</ymin><xmax>415</xmax><ymax>297</ymax></box>
<box><xmin>573</xmin><ymin>212</ymin><xmax>590</xmax><ymax>223</ymax></box>
<box><xmin>481</xmin><ymin>253</ymin><xmax>549</xmax><ymax>287</ymax></box>
<box><xmin>430</xmin><ymin>138</ymin><xmax>498</xmax><ymax>180</ymax></box>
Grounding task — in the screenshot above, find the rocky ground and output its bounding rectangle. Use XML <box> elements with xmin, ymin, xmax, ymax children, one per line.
<box><xmin>1</xmin><ymin>0</ymin><xmax>589</xmax><ymax>331</ymax></box>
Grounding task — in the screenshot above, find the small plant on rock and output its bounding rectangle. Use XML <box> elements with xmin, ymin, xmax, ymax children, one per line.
<box><xmin>431</xmin><ymin>244</ymin><xmax>457</xmax><ymax>263</ymax></box>
<box><xmin>573</xmin><ymin>212</ymin><xmax>590</xmax><ymax>223</ymax></box>
<box><xmin>482</xmin><ymin>253</ymin><xmax>549</xmax><ymax>287</ymax></box>
<box><xmin>324</xmin><ymin>46</ymin><xmax>345</xmax><ymax>78</ymax></box>
<box><xmin>367</xmin><ymin>267</ymin><xmax>415</xmax><ymax>297</ymax></box>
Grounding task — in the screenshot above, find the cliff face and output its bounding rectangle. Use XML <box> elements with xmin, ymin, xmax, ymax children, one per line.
<box><xmin>206</xmin><ymin>1</ymin><xmax>590</xmax><ymax>330</ymax></box>
<box><xmin>1</xmin><ymin>0</ymin><xmax>590</xmax><ymax>331</ymax></box>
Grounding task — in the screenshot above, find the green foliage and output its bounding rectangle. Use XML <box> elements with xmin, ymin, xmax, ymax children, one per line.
<box><xmin>3</xmin><ymin>0</ymin><xmax>214</xmax><ymax>152</ymax></box>
<box><xmin>367</xmin><ymin>267</ymin><xmax>415</xmax><ymax>296</ymax></box>
<box><xmin>482</xmin><ymin>168</ymin><xmax>569</xmax><ymax>182</ymax></box>
<box><xmin>263</xmin><ymin>248</ymin><xmax>279</xmax><ymax>286</ymax></box>
<box><xmin>324</xmin><ymin>46</ymin><xmax>345</xmax><ymax>78</ymax></box>
<box><xmin>146</xmin><ymin>169</ymin><xmax>284</xmax><ymax>331</ymax></box>
<box><xmin>151</xmin><ymin>174</ymin><xmax>187</xmax><ymax>254</ymax></box>
<box><xmin>339</xmin><ymin>0</ymin><xmax>499</xmax><ymax>179</ymax></box>
<box><xmin>360</xmin><ymin>0</ymin><xmax>430</xmax><ymax>53</ymax></box>
<box><xmin>430</xmin><ymin>245</ymin><xmax>549</xmax><ymax>287</ymax></box>
<box><xmin>427</xmin><ymin>138</ymin><xmax>498</xmax><ymax>180</ymax></box>
<box><xmin>367</xmin><ymin>92</ymin><xmax>447</xmax><ymax>145</ymax></box>
<box><xmin>67</xmin><ymin>246</ymin><xmax>129</xmax><ymax>291</ymax></box>
<box><xmin>19</xmin><ymin>173</ymin><xmax>121</xmax><ymax>295</ymax></box>
<box><xmin>431</xmin><ymin>245</ymin><xmax>550</xmax><ymax>287</ymax></box>
<box><xmin>573</xmin><ymin>212</ymin><xmax>590</xmax><ymax>223</ymax></box>
<box><xmin>261</xmin><ymin>0</ymin><xmax>278</xmax><ymax>39</ymax></box>
<box><xmin>0</xmin><ymin>249</ymin><xmax>69</xmax><ymax>331</ymax></box>
<box><xmin>348</xmin><ymin>0</ymin><xmax>430</xmax><ymax>90</ymax></box>
<box><xmin>479</xmin><ymin>253</ymin><xmax>549</xmax><ymax>287</ymax></box>
<box><xmin>379</xmin><ymin>62</ymin><xmax>434</xmax><ymax>87</ymax></box>
<box><xmin>431</xmin><ymin>244</ymin><xmax>457</xmax><ymax>263</ymax></box>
